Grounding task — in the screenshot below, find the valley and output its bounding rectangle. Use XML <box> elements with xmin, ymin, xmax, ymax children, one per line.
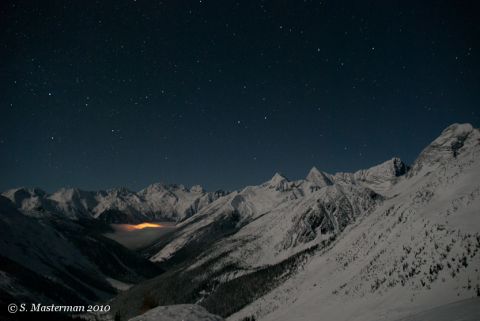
<box><xmin>105</xmin><ymin>222</ymin><xmax>177</xmax><ymax>250</ymax></box>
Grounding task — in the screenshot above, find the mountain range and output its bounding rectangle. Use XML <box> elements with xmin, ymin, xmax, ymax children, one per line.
<box><xmin>2</xmin><ymin>183</ymin><xmax>227</xmax><ymax>223</ymax></box>
<box><xmin>1</xmin><ymin>123</ymin><xmax>479</xmax><ymax>321</ymax></box>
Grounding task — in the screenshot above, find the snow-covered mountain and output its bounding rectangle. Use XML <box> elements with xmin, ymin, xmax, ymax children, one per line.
<box><xmin>332</xmin><ymin>156</ymin><xmax>408</xmax><ymax>193</ymax></box>
<box><xmin>1</xmin><ymin>123</ymin><xmax>479</xmax><ymax>321</ymax></box>
<box><xmin>109</xmin><ymin>123</ymin><xmax>480</xmax><ymax>321</ymax></box>
<box><xmin>229</xmin><ymin>123</ymin><xmax>480</xmax><ymax>321</ymax></box>
<box><xmin>0</xmin><ymin>195</ymin><xmax>162</xmax><ymax>311</ymax></box>
<box><xmin>145</xmin><ymin>170</ymin><xmax>383</xmax><ymax>267</ymax></box>
<box><xmin>1</xmin><ymin>183</ymin><xmax>228</xmax><ymax>223</ymax></box>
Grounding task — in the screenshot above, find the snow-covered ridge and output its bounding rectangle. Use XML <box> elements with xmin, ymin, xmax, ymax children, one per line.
<box><xmin>144</xmin><ymin>157</ymin><xmax>410</xmax><ymax>266</ymax></box>
<box><xmin>408</xmin><ymin>123</ymin><xmax>479</xmax><ymax>176</ymax></box>
<box><xmin>226</xmin><ymin>123</ymin><xmax>480</xmax><ymax>321</ymax></box>
<box><xmin>109</xmin><ymin>123</ymin><xmax>480</xmax><ymax>321</ymax></box>
<box><xmin>1</xmin><ymin>183</ymin><xmax>228</xmax><ymax>223</ymax></box>
<box><xmin>332</xmin><ymin>157</ymin><xmax>408</xmax><ymax>193</ymax></box>
<box><xmin>1</xmin><ymin>159</ymin><xmax>408</xmax><ymax>224</ymax></box>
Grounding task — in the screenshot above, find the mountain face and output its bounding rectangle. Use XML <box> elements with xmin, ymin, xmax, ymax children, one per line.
<box><xmin>110</xmin><ymin>168</ymin><xmax>386</xmax><ymax>320</ymax></box>
<box><xmin>1</xmin><ymin>183</ymin><xmax>228</xmax><ymax>223</ymax></box>
<box><xmin>146</xmin><ymin>178</ymin><xmax>382</xmax><ymax>267</ymax></box>
<box><xmin>228</xmin><ymin>123</ymin><xmax>480</xmax><ymax>321</ymax></box>
<box><xmin>305</xmin><ymin>167</ymin><xmax>333</xmax><ymax>188</ymax></box>
<box><xmin>332</xmin><ymin>157</ymin><xmax>409</xmax><ymax>193</ymax></box>
<box><xmin>408</xmin><ymin>123</ymin><xmax>477</xmax><ymax>176</ymax></box>
<box><xmin>107</xmin><ymin>123</ymin><xmax>480</xmax><ymax>321</ymax></box>
<box><xmin>0</xmin><ymin>195</ymin><xmax>162</xmax><ymax>313</ymax></box>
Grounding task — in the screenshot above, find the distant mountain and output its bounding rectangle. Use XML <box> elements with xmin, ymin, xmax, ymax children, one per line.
<box><xmin>108</xmin><ymin>123</ymin><xmax>480</xmax><ymax>321</ymax></box>
<box><xmin>2</xmin><ymin>183</ymin><xmax>228</xmax><ymax>223</ymax></box>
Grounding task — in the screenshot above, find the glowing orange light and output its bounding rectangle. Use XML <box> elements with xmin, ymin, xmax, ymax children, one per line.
<box><xmin>123</xmin><ymin>222</ymin><xmax>165</xmax><ymax>231</ymax></box>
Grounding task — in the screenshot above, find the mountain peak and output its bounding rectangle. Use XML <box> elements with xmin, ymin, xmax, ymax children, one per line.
<box><xmin>432</xmin><ymin>123</ymin><xmax>474</xmax><ymax>146</ymax></box>
<box><xmin>308</xmin><ymin>166</ymin><xmax>321</xmax><ymax>176</ymax></box>
<box><xmin>190</xmin><ymin>185</ymin><xmax>205</xmax><ymax>193</ymax></box>
<box><xmin>269</xmin><ymin>172</ymin><xmax>287</xmax><ymax>183</ymax></box>
<box><xmin>107</xmin><ymin>187</ymin><xmax>134</xmax><ymax>196</ymax></box>
<box><xmin>442</xmin><ymin>122</ymin><xmax>473</xmax><ymax>133</ymax></box>
<box><xmin>306</xmin><ymin>167</ymin><xmax>333</xmax><ymax>187</ymax></box>
<box><xmin>2</xmin><ymin>187</ymin><xmax>47</xmax><ymax>202</ymax></box>
<box><xmin>355</xmin><ymin>157</ymin><xmax>408</xmax><ymax>179</ymax></box>
<box><xmin>53</xmin><ymin>187</ymin><xmax>85</xmax><ymax>195</ymax></box>
<box><xmin>409</xmin><ymin>123</ymin><xmax>479</xmax><ymax>175</ymax></box>
<box><xmin>142</xmin><ymin>182</ymin><xmax>167</xmax><ymax>193</ymax></box>
<box><xmin>382</xmin><ymin>157</ymin><xmax>408</xmax><ymax>177</ymax></box>
<box><xmin>263</xmin><ymin>172</ymin><xmax>290</xmax><ymax>191</ymax></box>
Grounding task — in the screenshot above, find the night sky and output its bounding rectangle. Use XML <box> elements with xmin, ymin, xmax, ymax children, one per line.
<box><xmin>1</xmin><ymin>1</ymin><xmax>479</xmax><ymax>193</ymax></box>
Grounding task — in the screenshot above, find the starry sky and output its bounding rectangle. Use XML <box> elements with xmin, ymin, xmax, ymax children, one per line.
<box><xmin>1</xmin><ymin>1</ymin><xmax>479</xmax><ymax>193</ymax></box>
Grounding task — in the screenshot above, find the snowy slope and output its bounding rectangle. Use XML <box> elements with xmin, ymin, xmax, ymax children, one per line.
<box><xmin>148</xmin><ymin>172</ymin><xmax>382</xmax><ymax>267</ymax></box>
<box><xmin>109</xmin><ymin>123</ymin><xmax>480</xmax><ymax>321</ymax></box>
<box><xmin>393</xmin><ymin>297</ymin><xmax>480</xmax><ymax>321</ymax></box>
<box><xmin>128</xmin><ymin>304</ymin><xmax>224</xmax><ymax>321</ymax></box>
<box><xmin>0</xmin><ymin>195</ymin><xmax>161</xmax><ymax>307</ymax></box>
<box><xmin>332</xmin><ymin>157</ymin><xmax>408</xmax><ymax>193</ymax></box>
<box><xmin>145</xmin><ymin>159</ymin><xmax>409</xmax><ymax>269</ymax></box>
<box><xmin>228</xmin><ymin>123</ymin><xmax>480</xmax><ymax>321</ymax></box>
<box><xmin>111</xmin><ymin>169</ymin><xmax>384</xmax><ymax>320</ymax></box>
